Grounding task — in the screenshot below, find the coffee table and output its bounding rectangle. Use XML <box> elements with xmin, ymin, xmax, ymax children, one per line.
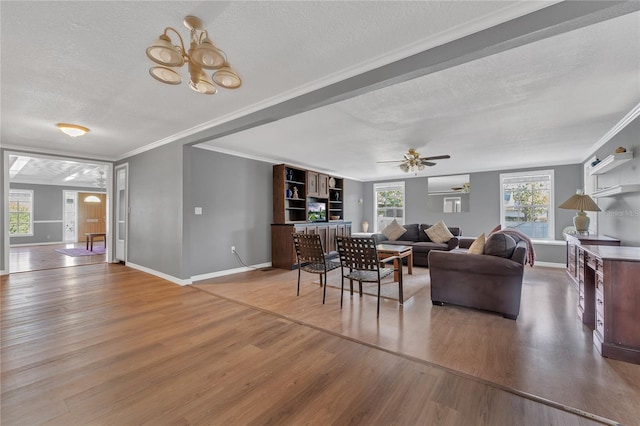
<box><xmin>376</xmin><ymin>244</ymin><xmax>413</xmax><ymax>283</ymax></box>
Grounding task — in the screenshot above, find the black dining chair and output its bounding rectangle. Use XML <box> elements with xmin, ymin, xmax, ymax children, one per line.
<box><xmin>292</xmin><ymin>233</ymin><xmax>341</xmax><ymax>304</ymax></box>
<box><xmin>336</xmin><ymin>236</ymin><xmax>401</xmax><ymax>317</ymax></box>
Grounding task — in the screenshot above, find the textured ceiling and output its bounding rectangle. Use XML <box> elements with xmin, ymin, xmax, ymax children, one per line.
<box><xmin>1</xmin><ymin>1</ymin><xmax>639</xmax><ymax>184</ymax></box>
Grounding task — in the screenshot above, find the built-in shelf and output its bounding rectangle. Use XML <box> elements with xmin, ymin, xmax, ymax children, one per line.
<box><xmin>589</xmin><ymin>152</ymin><xmax>633</xmax><ymax>175</ymax></box>
<box><xmin>592</xmin><ymin>184</ymin><xmax>640</xmax><ymax>198</ymax></box>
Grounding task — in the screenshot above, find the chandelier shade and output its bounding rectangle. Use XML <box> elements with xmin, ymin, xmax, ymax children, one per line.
<box><xmin>190</xmin><ymin>36</ymin><xmax>225</xmax><ymax>69</ymax></box>
<box><xmin>189</xmin><ymin>68</ymin><xmax>217</xmax><ymax>95</ymax></box>
<box><xmin>146</xmin><ymin>16</ymin><xmax>241</xmax><ymax>95</ymax></box>
<box><xmin>146</xmin><ymin>34</ymin><xmax>184</xmax><ymax>67</ymax></box>
<box><xmin>213</xmin><ymin>63</ymin><xmax>242</xmax><ymax>89</ymax></box>
<box><xmin>149</xmin><ymin>66</ymin><xmax>182</xmax><ymax>84</ymax></box>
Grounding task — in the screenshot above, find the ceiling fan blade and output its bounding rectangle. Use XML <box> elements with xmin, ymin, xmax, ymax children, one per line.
<box><xmin>421</xmin><ymin>161</ymin><xmax>436</xmax><ymax>167</ymax></box>
<box><xmin>376</xmin><ymin>160</ymin><xmax>403</xmax><ymax>163</ymax></box>
<box><xmin>420</xmin><ymin>155</ymin><xmax>451</xmax><ymax>161</ymax></box>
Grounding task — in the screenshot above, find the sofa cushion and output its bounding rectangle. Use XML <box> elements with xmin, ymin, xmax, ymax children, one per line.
<box><xmin>484</xmin><ymin>233</ymin><xmax>516</xmax><ymax>258</ymax></box>
<box><xmin>468</xmin><ymin>233</ymin><xmax>485</xmax><ymax>255</ymax></box>
<box><xmin>382</xmin><ymin>219</ymin><xmax>406</xmax><ymax>241</ymax></box>
<box><xmin>398</xmin><ymin>223</ymin><xmax>420</xmax><ymax>241</ymax></box>
<box><xmin>425</xmin><ymin>220</ymin><xmax>454</xmax><ymax>243</ymax></box>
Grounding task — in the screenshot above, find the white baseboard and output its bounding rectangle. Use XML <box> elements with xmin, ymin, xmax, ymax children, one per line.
<box><xmin>191</xmin><ymin>262</ymin><xmax>273</xmax><ymax>282</ymax></box>
<box><xmin>125</xmin><ymin>262</ymin><xmax>192</xmax><ymax>286</ymax></box>
<box><xmin>534</xmin><ymin>261</ymin><xmax>565</xmax><ymax>268</ymax></box>
<box><xmin>0</xmin><ymin>269</ymin><xmax>7</xmax><ymax>276</ymax></box>
<box><xmin>125</xmin><ymin>261</ymin><xmax>274</xmax><ymax>286</ymax></box>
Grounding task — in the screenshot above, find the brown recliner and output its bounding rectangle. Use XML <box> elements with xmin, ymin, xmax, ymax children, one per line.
<box><xmin>428</xmin><ymin>240</ymin><xmax>527</xmax><ymax>319</ymax></box>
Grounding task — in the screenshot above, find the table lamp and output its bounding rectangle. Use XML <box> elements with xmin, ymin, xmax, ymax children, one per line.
<box><xmin>558</xmin><ymin>190</ymin><xmax>601</xmax><ymax>234</ymax></box>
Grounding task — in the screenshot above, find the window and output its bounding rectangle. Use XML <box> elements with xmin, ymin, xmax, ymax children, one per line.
<box><xmin>9</xmin><ymin>189</ymin><xmax>34</xmax><ymax>236</ymax></box>
<box><xmin>374</xmin><ymin>182</ymin><xmax>405</xmax><ymax>232</ymax></box>
<box><xmin>500</xmin><ymin>170</ymin><xmax>554</xmax><ymax>240</ymax></box>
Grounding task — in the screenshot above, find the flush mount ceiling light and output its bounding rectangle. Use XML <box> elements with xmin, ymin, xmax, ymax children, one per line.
<box><xmin>146</xmin><ymin>15</ymin><xmax>241</xmax><ymax>95</ymax></box>
<box><xmin>57</xmin><ymin>123</ymin><xmax>89</xmax><ymax>137</ymax></box>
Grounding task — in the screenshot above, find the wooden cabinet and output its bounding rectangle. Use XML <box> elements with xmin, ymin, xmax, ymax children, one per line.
<box><xmin>271</xmin><ymin>222</ymin><xmax>352</xmax><ymax>269</ymax></box>
<box><xmin>564</xmin><ymin>233</ymin><xmax>619</xmax><ymax>289</ymax></box>
<box><xmin>273</xmin><ymin>164</ymin><xmax>344</xmax><ymax>224</ymax></box>
<box><xmin>318</xmin><ymin>174</ymin><xmax>329</xmax><ymax>198</ymax></box>
<box><xmin>579</xmin><ymin>245</ymin><xmax>640</xmax><ymax>364</ymax></box>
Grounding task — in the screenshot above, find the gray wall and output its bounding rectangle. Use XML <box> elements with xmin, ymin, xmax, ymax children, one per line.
<box><xmin>590</xmin><ymin>116</ymin><xmax>640</xmax><ymax>246</ymax></box>
<box><xmin>363</xmin><ymin>164</ymin><xmax>582</xmax><ymax>263</ymax></box>
<box><xmin>124</xmin><ymin>142</ymin><xmax>187</xmax><ymax>279</ymax></box>
<box><xmin>186</xmin><ymin>147</ymin><xmax>273</xmax><ymax>276</ymax></box>
<box><xmin>9</xmin><ymin>183</ymin><xmax>105</xmax><ymax>245</ymax></box>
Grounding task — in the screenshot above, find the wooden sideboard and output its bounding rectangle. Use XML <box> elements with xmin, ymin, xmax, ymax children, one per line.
<box><xmin>564</xmin><ymin>233</ymin><xmax>620</xmax><ymax>289</ymax></box>
<box><xmin>578</xmin><ymin>245</ymin><xmax>640</xmax><ymax>364</ymax></box>
<box><xmin>271</xmin><ymin>222</ymin><xmax>352</xmax><ymax>270</ymax></box>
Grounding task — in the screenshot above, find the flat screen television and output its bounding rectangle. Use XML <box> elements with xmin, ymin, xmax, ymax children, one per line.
<box><xmin>307</xmin><ymin>201</ymin><xmax>327</xmax><ymax>222</ymax></box>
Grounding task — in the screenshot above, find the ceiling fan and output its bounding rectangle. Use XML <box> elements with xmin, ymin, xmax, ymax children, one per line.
<box><xmin>451</xmin><ymin>182</ymin><xmax>470</xmax><ymax>193</ymax></box>
<box><xmin>377</xmin><ymin>148</ymin><xmax>450</xmax><ymax>173</ymax></box>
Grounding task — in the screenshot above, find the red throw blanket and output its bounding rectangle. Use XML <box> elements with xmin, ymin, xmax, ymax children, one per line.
<box><xmin>497</xmin><ymin>228</ymin><xmax>536</xmax><ymax>267</ymax></box>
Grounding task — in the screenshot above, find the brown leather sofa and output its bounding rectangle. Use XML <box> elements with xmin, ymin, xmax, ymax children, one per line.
<box><xmin>371</xmin><ymin>223</ymin><xmax>462</xmax><ymax>267</ymax></box>
<box><xmin>428</xmin><ymin>236</ymin><xmax>527</xmax><ymax>320</ymax></box>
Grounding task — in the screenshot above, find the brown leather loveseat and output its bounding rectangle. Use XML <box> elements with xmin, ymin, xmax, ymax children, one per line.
<box><xmin>428</xmin><ymin>233</ymin><xmax>527</xmax><ymax>320</ymax></box>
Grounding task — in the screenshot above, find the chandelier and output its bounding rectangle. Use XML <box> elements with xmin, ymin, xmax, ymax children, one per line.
<box><xmin>146</xmin><ymin>16</ymin><xmax>241</xmax><ymax>95</ymax></box>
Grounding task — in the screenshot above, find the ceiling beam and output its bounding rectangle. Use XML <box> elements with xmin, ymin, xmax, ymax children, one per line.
<box><xmin>178</xmin><ymin>0</ymin><xmax>639</xmax><ymax>148</ymax></box>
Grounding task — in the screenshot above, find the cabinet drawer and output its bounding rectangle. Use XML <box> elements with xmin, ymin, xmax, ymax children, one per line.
<box><xmin>595</xmin><ymin>312</ymin><xmax>605</xmax><ymax>339</ymax></box>
<box><xmin>595</xmin><ymin>289</ymin><xmax>605</xmax><ymax>317</ymax></box>
<box><xmin>595</xmin><ymin>257</ymin><xmax>603</xmax><ymax>271</ymax></box>
<box><xmin>596</xmin><ymin>271</ymin><xmax>604</xmax><ymax>292</ymax></box>
<box><xmin>579</xmin><ymin>288</ymin><xmax>585</xmax><ymax>310</ymax></box>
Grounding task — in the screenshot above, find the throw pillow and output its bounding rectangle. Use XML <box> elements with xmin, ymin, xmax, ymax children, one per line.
<box><xmin>425</xmin><ymin>220</ymin><xmax>454</xmax><ymax>244</ymax></box>
<box><xmin>484</xmin><ymin>233</ymin><xmax>517</xmax><ymax>258</ymax></box>
<box><xmin>489</xmin><ymin>224</ymin><xmax>502</xmax><ymax>235</ymax></box>
<box><xmin>468</xmin><ymin>233</ymin><xmax>485</xmax><ymax>254</ymax></box>
<box><xmin>382</xmin><ymin>219</ymin><xmax>407</xmax><ymax>241</ymax></box>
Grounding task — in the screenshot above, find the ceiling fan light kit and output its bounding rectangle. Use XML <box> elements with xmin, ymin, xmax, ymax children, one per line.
<box><xmin>146</xmin><ymin>15</ymin><xmax>241</xmax><ymax>94</ymax></box>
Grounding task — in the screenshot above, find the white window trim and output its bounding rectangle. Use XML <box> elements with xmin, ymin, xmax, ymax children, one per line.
<box><xmin>373</xmin><ymin>181</ymin><xmax>405</xmax><ymax>233</ymax></box>
<box><xmin>499</xmin><ymin>170</ymin><xmax>555</xmax><ymax>240</ymax></box>
<box><xmin>9</xmin><ymin>189</ymin><xmax>34</xmax><ymax>237</ymax></box>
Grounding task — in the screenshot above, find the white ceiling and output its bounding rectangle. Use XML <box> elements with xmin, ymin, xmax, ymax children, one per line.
<box><xmin>2</xmin><ymin>1</ymin><xmax>639</xmax><ymax>184</ymax></box>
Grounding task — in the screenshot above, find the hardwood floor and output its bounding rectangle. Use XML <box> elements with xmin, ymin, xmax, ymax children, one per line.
<box><xmin>1</xmin><ymin>262</ymin><xmax>638</xmax><ymax>425</ymax></box>
<box><xmin>9</xmin><ymin>242</ymin><xmax>106</xmax><ymax>273</ymax></box>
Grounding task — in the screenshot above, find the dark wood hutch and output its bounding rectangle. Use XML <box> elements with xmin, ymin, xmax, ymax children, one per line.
<box><xmin>271</xmin><ymin>164</ymin><xmax>351</xmax><ymax>269</ymax></box>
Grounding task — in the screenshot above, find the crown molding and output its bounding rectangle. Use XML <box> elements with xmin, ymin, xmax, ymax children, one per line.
<box><xmin>585</xmin><ymin>103</ymin><xmax>640</xmax><ymax>161</ymax></box>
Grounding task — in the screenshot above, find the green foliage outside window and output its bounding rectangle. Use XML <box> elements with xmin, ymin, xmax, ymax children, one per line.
<box><xmin>9</xmin><ymin>191</ymin><xmax>32</xmax><ymax>235</ymax></box>
<box><xmin>506</xmin><ymin>182</ymin><xmax>549</xmax><ymax>223</ymax></box>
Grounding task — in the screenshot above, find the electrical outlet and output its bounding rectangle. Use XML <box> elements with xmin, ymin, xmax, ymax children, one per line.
<box><xmin>231</xmin><ymin>246</ymin><xmax>235</xmax><ymax>253</ymax></box>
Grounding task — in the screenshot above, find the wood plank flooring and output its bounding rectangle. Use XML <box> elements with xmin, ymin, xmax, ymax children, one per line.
<box><xmin>1</xmin><ymin>262</ymin><xmax>637</xmax><ymax>425</ymax></box>
<box><xmin>9</xmin><ymin>242</ymin><xmax>106</xmax><ymax>273</ymax></box>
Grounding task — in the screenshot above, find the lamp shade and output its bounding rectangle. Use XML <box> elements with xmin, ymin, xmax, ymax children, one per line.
<box><xmin>559</xmin><ymin>190</ymin><xmax>600</xmax><ymax>234</ymax></box>
<box><xmin>558</xmin><ymin>192</ymin><xmax>601</xmax><ymax>212</ymax></box>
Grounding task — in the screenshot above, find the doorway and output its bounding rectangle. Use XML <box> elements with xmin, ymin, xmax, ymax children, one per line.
<box><xmin>3</xmin><ymin>151</ymin><xmax>113</xmax><ymax>274</ymax></box>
